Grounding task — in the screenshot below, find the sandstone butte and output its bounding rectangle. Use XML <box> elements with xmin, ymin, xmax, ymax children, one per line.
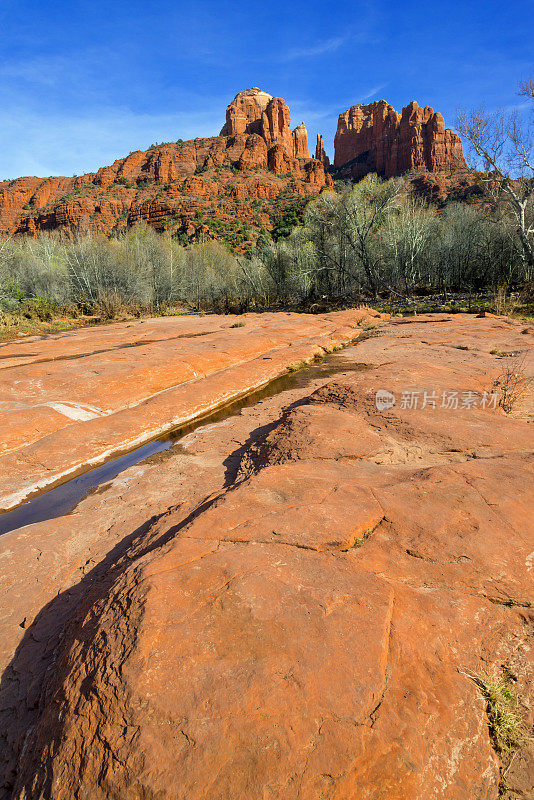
<box><xmin>0</xmin><ymin>310</ymin><xmax>533</xmax><ymax>799</ymax></box>
<box><xmin>334</xmin><ymin>99</ymin><xmax>467</xmax><ymax>180</ymax></box>
<box><xmin>1</xmin><ymin>90</ymin><xmax>478</xmax><ymax>247</ymax></box>
<box><xmin>0</xmin><ymin>88</ymin><xmax>331</xmax><ymax>246</ymax></box>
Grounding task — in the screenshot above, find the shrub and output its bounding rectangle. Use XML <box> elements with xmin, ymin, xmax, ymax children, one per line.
<box><xmin>95</xmin><ymin>290</ymin><xmax>127</xmax><ymax>320</ymax></box>
<box><xmin>21</xmin><ymin>297</ymin><xmax>54</xmax><ymax>321</ymax></box>
<box><xmin>493</xmin><ymin>286</ymin><xmax>517</xmax><ymax>316</ymax></box>
<box><xmin>493</xmin><ymin>356</ymin><xmax>531</xmax><ymax>414</ymax></box>
<box><xmin>0</xmin><ymin>296</ymin><xmax>20</xmax><ymax>313</ymax></box>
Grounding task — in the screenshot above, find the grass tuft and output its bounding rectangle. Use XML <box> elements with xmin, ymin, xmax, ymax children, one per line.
<box><xmin>287</xmin><ymin>360</ymin><xmax>309</xmax><ymax>373</ymax></box>
<box><xmin>473</xmin><ymin>669</ymin><xmax>527</xmax><ymax>753</ymax></box>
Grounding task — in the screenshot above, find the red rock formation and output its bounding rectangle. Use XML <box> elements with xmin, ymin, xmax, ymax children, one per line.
<box><xmin>315</xmin><ymin>134</ymin><xmax>330</xmax><ymax>168</ymax></box>
<box><xmin>261</xmin><ymin>96</ymin><xmax>294</xmax><ymax>153</ymax></box>
<box><xmin>0</xmin><ymin>89</ymin><xmax>330</xmax><ymax>244</ymax></box>
<box><xmin>292</xmin><ymin>122</ymin><xmax>309</xmax><ymax>159</ymax></box>
<box><xmin>221</xmin><ymin>89</ymin><xmax>292</xmax><ymax>153</ymax></box>
<box><xmin>220</xmin><ymin>87</ymin><xmax>273</xmax><ymax>138</ymax></box>
<box><xmin>222</xmin><ymin>89</ymin><xmax>313</xmax><ymax>161</ymax></box>
<box><xmin>334</xmin><ymin>99</ymin><xmax>466</xmax><ymax>179</ymax></box>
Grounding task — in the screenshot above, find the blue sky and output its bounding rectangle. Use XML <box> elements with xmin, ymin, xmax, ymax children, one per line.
<box><xmin>0</xmin><ymin>0</ymin><xmax>532</xmax><ymax>178</ymax></box>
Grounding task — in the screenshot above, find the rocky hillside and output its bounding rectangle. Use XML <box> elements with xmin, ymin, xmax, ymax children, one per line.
<box><xmin>0</xmin><ymin>90</ymin><xmax>474</xmax><ymax>245</ymax></box>
<box><xmin>0</xmin><ymin>89</ymin><xmax>331</xmax><ymax>247</ymax></box>
<box><xmin>334</xmin><ymin>99</ymin><xmax>466</xmax><ymax>180</ymax></box>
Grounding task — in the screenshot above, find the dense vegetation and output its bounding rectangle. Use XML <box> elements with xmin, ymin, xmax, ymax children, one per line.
<box><xmin>263</xmin><ymin>175</ymin><xmax>530</xmax><ymax>301</ymax></box>
<box><xmin>0</xmin><ymin>172</ymin><xmax>532</xmax><ymax>333</ymax></box>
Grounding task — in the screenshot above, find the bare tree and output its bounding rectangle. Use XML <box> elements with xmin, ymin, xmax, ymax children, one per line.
<box><xmin>520</xmin><ymin>78</ymin><xmax>534</xmax><ymax>101</ymax></box>
<box><xmin>341</xmin><ymin>174</ymin><xmax>401</xmax><ymax>297</ymax></box>
<box><xmin>382</xmin><ymin>197</ymin><xmax>433</xmax><ymax>294</ymax></box>
<box><xmin>300</xmin><ymin>191</ymin><xmax>351</xmax><ymax>298</ymax></box>
<box><xmin>457</xmin><ymin>78</ymin><xmax>534</xmax><ymax>273</ymax></box>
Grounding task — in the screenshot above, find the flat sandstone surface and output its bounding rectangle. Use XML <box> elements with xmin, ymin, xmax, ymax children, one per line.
<box><xmin>0</xmin><ymin>311</ymin><xmax>533</xmax><ymax>799</ymax></box>
<box><xmin>0</xmin><ymin>309</ymin><xmax>379</xmax><ymax>510</ymax></box>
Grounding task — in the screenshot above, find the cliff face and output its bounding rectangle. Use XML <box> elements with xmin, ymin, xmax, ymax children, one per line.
<box><xmin>220</xmin><ymin>87</ymin><xmax>274</xmax><ymax>139</ymax></box>
<box><xmin>221</xmin><ymin>88</ymin><xmax>311</xmax><ymax>160</ymax></box>
<box><xmin>334</xmin><ymin>99</ymin><xmax>466</xmax><ymax>179</ymax></box>
<box><xmin>0</xmin><ymin>88</ymin><xmax>331</xmax><ymax>245</ymax></box>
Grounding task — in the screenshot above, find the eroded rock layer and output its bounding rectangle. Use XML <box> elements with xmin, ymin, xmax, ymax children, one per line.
<box><xmin>0</xmin><ymin>91</ymin><xmax>475</xmax><ymax>240</ymax></box>
<box><xmin>0</xmin><ymin>313</ymin><xmax>532</xmax><ymax>799</ymax></box>
<box><xmin>334</xmin><ymin>99</ymin><xmax>466</xmax><ymax>179</ymax></box>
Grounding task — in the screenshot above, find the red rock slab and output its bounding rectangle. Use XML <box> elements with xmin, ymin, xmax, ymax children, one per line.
<box><xmin>7</xmin><ymin>454</ymin><xmax>518</xmax><ymax>800</ymax></box>
<box><xmin>0</xmin><ymin>309</ymin><xmax>381</xmax><ymax>368</ymax></box>
<box><xmin>0</xmin><ymin>309</ymin><xmax>382</xmax><ymax>509</ymax></box>
<box><xmin>10</xmin><ymin>539</ymin><xmax>395</xmax><ymax>800</ymax></box>
<box><xmin>1</xmin><ymin>313</ymin><xmax>532</xmax><ymax>800</ymax></box>
<box><xmin>235</xmin><ymin>403</ymin><xmax>384</xmax><ymax>474</ymax></box>
<box><xmin>327</xmin><ymin>578</ymin><xmax>504</xmax><ymax>799</ymax></box>
<box><xmin>352</xmin><ymin>455</ymin><xmax>534</xmax><ymax>604</ymax></box>
<box><xmin>0</xmin><ymin>405</ymin><xmax>68</xmax><ymax>456</ymax></box>
<box><xmin>183</xmin><ymin>461</ymin><xmax>384</xmax><ymax>550</ymax></box>
<box><xmin>0</xmin><ymin>340</ymin><xmax>333</xmax><ymax>508</ymax></box>
<box><xmin>0</xmin><ymin>327</ymin><xmax>295</xmax><ymax>410</ymax></box>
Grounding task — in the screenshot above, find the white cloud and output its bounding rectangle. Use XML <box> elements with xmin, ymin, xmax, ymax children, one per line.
<box><xmin>502</xmin><ymin>100</ymin><xmax>531</xmax><ymax>113</ymax></box>
<box><xmin>287</xmin><ymin>85</ymin><xmax>387</xmax><ymax>126</ymax></box>
<box><xmin>282</xmin><ymin>19</ymin><xmax>382</xmax><ymax>62</ymax></box>
<box><xmin>359</xmin><ymin>84</ymin><xmax>387</xmax><ymax>102</ymax></box>
<box><xmin>284</xmin><ymin>36</ymin><xmax>348</xmax><ymax>61</ymax></box>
